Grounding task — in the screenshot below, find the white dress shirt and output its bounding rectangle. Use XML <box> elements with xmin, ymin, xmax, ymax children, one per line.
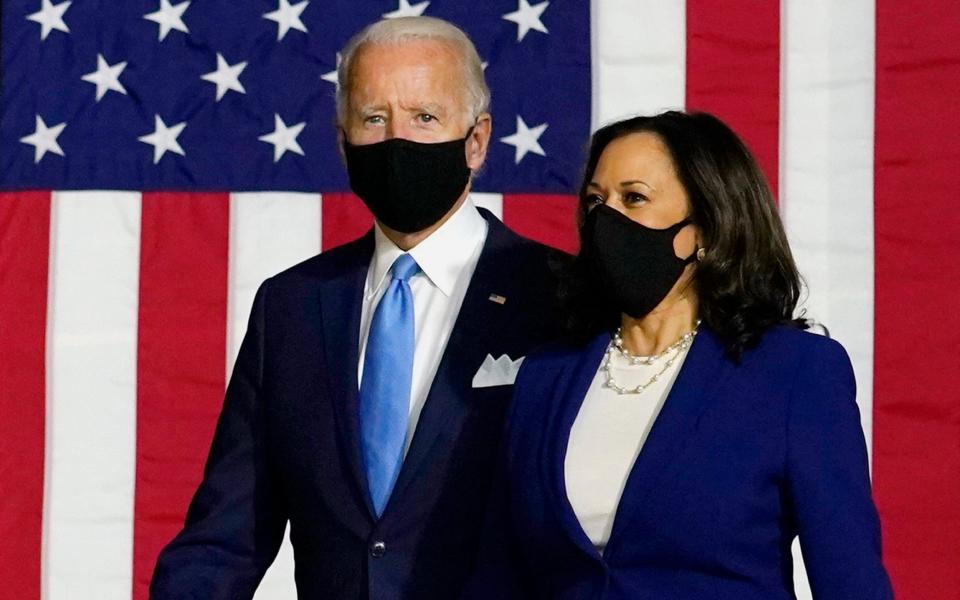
<box><xmin>358</xmin><ymin>198</ymin><xmax>488</xmax><ymax>453</ymax></box>
<box><xmin>564</xmin><ymin>342</ymin><xmax>691</xmax><ymax>553</ymax></box>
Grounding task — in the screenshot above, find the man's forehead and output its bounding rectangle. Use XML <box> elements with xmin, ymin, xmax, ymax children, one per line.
<box><xmin>347</xmin><ymin>40</ymin><xmax>467</xmax><ymax>109</ymax></box>
<box><xmin>349</xmin><ymin>38</ymin><xmax>461</xmax><ymax>86</ymax></box>
<box><xmin>354</xmin><ymin>36</ymin><xmax>461</xmax><ymax>62</ymax></box>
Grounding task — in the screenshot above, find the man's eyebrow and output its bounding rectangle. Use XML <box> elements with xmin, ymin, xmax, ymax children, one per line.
<box><xmin>355</xmin><ymin>103</ymin><xmax>387</xmax><ymax>115</ymax></box>
<box><xmin>402</xmin><ymin>102</ymin><xmax>447</xmax><ymax>116</ymax></box>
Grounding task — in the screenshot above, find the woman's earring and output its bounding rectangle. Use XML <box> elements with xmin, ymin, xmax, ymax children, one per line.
<box><xmin>696</xmin><ymin>247</ymin><xmax>706</xmax><ymax>262</ymax></box>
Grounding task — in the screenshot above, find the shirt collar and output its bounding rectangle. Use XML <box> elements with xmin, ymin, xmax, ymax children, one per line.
<box><xmin>367</xmin><ymin>197</ymin><xmax>487</xmax><ymax>299</ymax></box>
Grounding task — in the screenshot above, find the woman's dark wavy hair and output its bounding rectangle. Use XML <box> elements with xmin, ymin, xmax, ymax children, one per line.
<box><xmin>562</xmin><ymin>110</ymin><xmax>806</xmax><ymax>358</ymax></box>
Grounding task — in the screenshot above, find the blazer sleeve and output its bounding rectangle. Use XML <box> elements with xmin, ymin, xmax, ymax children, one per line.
<box><xmin>786</xmin><ymin>337</ymin><xmax>894</xmax><ymax>599</ymax></box>
<box><xmin>150</xmin><ymin>281</ymin><xmax>287</xmax><ymax>600</ymax></box>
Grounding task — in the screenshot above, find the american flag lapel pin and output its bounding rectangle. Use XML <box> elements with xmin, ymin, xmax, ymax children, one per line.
<box><xmin>488</xmin><ymin>293</ymin><xmax>507</xmax><ymax>305</ymax></box>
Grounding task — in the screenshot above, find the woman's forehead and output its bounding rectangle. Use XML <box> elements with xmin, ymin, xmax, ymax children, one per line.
<box><xmin>595</xmin><ymin>133</ymin><xmax>676</xmax><ymax>181</ymax></box>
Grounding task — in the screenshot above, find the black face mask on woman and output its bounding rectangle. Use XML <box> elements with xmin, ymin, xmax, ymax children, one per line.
<box><xmin>583</xmin><ymin>204</ymin><xmax>698</xmax><ymax>319</ymax></box>
<box><xmin>343</xmin><ymin>129</ymin><xmax>473</xmax><ymax>234</ymax></box>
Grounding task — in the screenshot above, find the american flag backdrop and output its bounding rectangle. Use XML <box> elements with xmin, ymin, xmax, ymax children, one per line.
<box><xmin>1</xmin><ymin>0</ymin><xmax>958</xmax><ymax>599</ymax></box>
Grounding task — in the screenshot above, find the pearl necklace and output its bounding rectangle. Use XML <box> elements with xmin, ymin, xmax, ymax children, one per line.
<box><xmin>612</xmin><ymin>325</ymin><xmax>699</xmax><ymax>365</ymax></box>
<box><xmin>602</xmin><ymin>324</ymin><xmax>699</xmax><ymax>395</ymax></box>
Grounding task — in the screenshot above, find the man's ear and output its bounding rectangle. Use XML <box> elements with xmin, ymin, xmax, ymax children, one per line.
<box><xmin>466</xmin><ymin>113</ymin><xmax>492</xmax><ymax>171</ymax></box>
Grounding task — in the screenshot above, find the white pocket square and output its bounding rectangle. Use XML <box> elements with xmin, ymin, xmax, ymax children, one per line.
<box><xmin>472</xmin><ymin>354</ymin><xmax>525</xmax><ymax>388</ymax></box>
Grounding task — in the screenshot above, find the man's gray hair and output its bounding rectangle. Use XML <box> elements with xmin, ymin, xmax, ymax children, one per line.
<box><xmin>335</xmin><ymin>16</ymin><xmax>490</xmax><ymax>128</ymax></box>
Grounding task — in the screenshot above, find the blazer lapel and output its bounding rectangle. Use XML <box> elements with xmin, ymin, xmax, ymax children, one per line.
<box><xmin>318</xmin><ymin>232</ymin><xmax>375</xmax><ymax>517</ymax></box>
<box><xmin>387</xmin><ymin>215</ymin><xmax>525</xmax><ymax>507</ymax></box>
<box><xmin>602</xmin><ymin>326</ymin><xmax>731</xmax><ymax>559</ymax></box>
<box><xmin>548</xmin><ymin>333</ymin><xmax>614</xmax><ymax>559</ymax></box>
<box><xmin>545</xmin><ymin>327</ymin><xmax>732</xmax><ymax>561</ymax></box>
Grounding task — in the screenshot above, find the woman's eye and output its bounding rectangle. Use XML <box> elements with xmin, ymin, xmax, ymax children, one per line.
<box><xmin>584</xmin><ymin>194</ymin><xmax>604</xmax><ymax>208</ymax></box>
<box><xmin>624</xmin><ymin>192</ymin><xmax>648</xmax><ymax>205</ymax></box>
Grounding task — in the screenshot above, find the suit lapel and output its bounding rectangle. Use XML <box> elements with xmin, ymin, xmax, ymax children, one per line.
<box><xmin>386</xmin><ymin>214</ymin><xmax>524</xmax><ymax>508</ymax></box>
<box><xmin>546</xmin><ymin>327</ymin><xmax>732</xmax><ymax>561</ymax></box>
<box><xmin>318</xmin><ymin>233</ymin><xmax>376</xmax><ymax>517</ymax></box>
<box><xmin>602</xmin><ymin>326</ymin><xmax>730</xmax><ymax>558</ymax></box>
<box><xmin>548</xmin><ymin>333</ymin><xmax>613</xmax><ymax>559</ymax></box>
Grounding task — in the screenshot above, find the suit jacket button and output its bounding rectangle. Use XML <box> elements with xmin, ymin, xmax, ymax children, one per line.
<box><xmin>370</xmin><ymin>541</ymin><xmax>386</xmax><ymax>558</ymax></box>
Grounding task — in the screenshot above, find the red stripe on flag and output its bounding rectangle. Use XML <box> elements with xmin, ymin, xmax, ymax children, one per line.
<box><xmin>502</xmin><ymin>194</ymin><xmax>578</xmax><ymax>254</ymax></box>
<box><xmin>134</xmin><ymin>193</ymin><xmax>230</xmax><ymax>600</ymax></box>
<box><xmin>685</xmin><ymin>0</ymin><xmax>781</xmax><ymax>199</ymax></box>
<box><xmin>322</xmin><ymin>192</ymin><xmax>373</xmax><ymax>251</ymax></box>
<box><xmin>873</xmin><ymin>1</ymin><xmax>960</xmax><ymax>598</ymax></box>
<box><xmin>0</xmin><ymin>192</ymin><xmax>49</xmax><ymax>600</ymax></box>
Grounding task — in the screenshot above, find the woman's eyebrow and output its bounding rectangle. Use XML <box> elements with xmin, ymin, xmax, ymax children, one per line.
<box><xmin>620</xmin><ymin>179</ymin><xmax>655</xmax><ymax>190</ymax></box>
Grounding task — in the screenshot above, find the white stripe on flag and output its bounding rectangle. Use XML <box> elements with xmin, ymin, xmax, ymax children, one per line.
<box><xmin>471</xmin><ymin>193</ymin><xmax>504</xmax><ymax>220</ymax></box>
<box><xmin>592</xmin><ymin>0</ymin><xmax>686</xmax><ymax>129</ymax></box>
<box><xmin>227</xmin><ymin>192</ymin><xmax>321</xmax><ymax>374</ymax></box>
<box><xmin>227</xmin><ymin>192</ymin><xmax>321</xmax><ymax>600</ymax></box>
<box><xmin>781</xmin><ymin>2</ymin><xmax>875</xmax><ymax>598</ymax></box>
<box><xmin>43</xmin><ymin>191</ymin><xmax>141</xmax><ymax>599</ymax></box>
<box><xmin>781</xmin><ymin>0</ymin><xmax>876</xmax><ymax>451</ymax></box>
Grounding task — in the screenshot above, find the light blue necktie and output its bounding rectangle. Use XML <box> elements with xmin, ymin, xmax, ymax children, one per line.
<box><xmin>359</xmin><ymin>253</ymin><xmax>419</xmax><ymax>517</ymax></box>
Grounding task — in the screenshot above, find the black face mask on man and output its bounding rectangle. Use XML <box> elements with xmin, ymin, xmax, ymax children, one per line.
<box><xmin>583</xmin><ymin>204</ymin><xmax>698</xmax><ymax>319</ymax></box>
<box><xmin>343</xmin><ymin>129</ymin><xmax>473</xmax><ymax>234</ymax></box>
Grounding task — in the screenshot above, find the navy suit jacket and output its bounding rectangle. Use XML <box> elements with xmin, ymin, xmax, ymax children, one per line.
<box><xmin>466</xmin><ymin>325</ymin><xmax>893</xmax><ymax>599</ymax></box>
<box><xmin>150</xmin><ymin>209</ymin><xmax>564</xmax><ymax>600</ymax></box>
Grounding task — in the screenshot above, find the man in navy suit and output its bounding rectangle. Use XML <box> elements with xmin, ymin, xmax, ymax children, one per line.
<box><xmin>150</xmin><ymin>16</ymin><xmax>562</xmax><ymax>600</ymax></box>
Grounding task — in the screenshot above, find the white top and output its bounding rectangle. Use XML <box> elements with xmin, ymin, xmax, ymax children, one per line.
<box><xmin>564</xmin><ymin>340</ymin><xmax>692</xmax><ymax>553</ymax></box>
<box><xmin>358</xmin><ymin>198</ymin><xmax>488</xmax><ymax>453</ymax></box>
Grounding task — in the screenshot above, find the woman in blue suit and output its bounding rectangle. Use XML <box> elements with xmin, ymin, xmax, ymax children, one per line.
<box><xmin>465</xmin><ymin>111</ymin><xmax>893</xmax><ymax>599</ymax></box>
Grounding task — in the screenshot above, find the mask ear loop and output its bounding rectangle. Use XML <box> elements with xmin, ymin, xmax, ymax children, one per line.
<box><xmin>670</xmin><ymin>218</ymin><xmax>700</xmax><ymax>264</ymax></box>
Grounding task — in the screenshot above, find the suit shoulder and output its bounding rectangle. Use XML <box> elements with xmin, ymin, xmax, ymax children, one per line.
<box><xmin>514</xmin><ymin>234</ymin><xmax>571</xmax><ymax>270</ymax></box>
<box><xmin>739</xmin><ymin>326</ymin><xmax>854</xmax><ymax>398</ymax></box>
<box><xmin>753</xmin><ymin>324</ymin><xmax>850</xmax><ymax>362</ymax></box>
<box><xmin>518</xmin><ymin>334</ymin><xmax>605</xmax><ymax>383</ymax></box>
<box><xmin>484</xmin><ymin>211</ymin><xmax>572</xmax><ymax>265</ymax></box>
<box><xmin>264</xmin><ymin>234</ymin><xmax>372</xmax><ymax>289</ymax></box>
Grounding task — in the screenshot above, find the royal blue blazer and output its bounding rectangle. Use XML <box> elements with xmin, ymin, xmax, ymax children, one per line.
<box><xmin>465</xmin><ymin>325</ymin><xmax>893</xmax><ymax>599</ymax></box>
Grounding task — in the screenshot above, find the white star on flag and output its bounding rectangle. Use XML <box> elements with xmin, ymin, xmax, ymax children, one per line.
<box><xmin>383</xmin><ymin>0</ymin><xmax>430</xmax><ymax>19</ymax></box>
<box><xmin>138</xmin><ymin>115</ymin><xmax>187</xmax><ymax>164</ymax></box>
<box><xmin>19</xmin><ymin>115</ymin><xmax>66</xmax><ymax>163</ymax></box>
<box><xmin>500</xmin><ymin>115</ymin><xmax>547</xmax><ymax>164</ymax></box>
<box><xmin>201</xmin><ymin>53</ymin><xmax>247</xmax><ymax>101</ymax></box>
<box><xmin>144</xmin><ymin>0</ymin><xmax>190</xmax><ymax>41</ymax></box>
<box><xmin>502</xmin><ymin>0</ymin><xmax>549</xmax><ymax>42</ymax></box>
<box><xmin>321</xmin><ymin>53</ymin><xmax>341</xmax><ymax>86</ymax></box>
<box><xmin>259</xmin><ymin>114</ymin><xmax>306</xmax><ymax>162</ymax></box>
<box><xmin>81</xmin><ymin>54</ymin><xmax>128</xmax><ymax>101</ymax></box>
<box><xmin>263</xmin><ymin>0</ymin><xmax>308</xmax><ymax>41</ymax></box>
<box><xmin>26</xmin><ymin>0</ymin><xmax>71</xmax><ymax>41</ymax></box>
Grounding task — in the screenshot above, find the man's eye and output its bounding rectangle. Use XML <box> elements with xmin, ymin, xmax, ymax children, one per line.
<box><xmin>366</xmin><ymin>115</ymin><xmax>385</xmax><ymax>125</ymax></box>
<box><xmin>418</xmin><ymin>114</ymin><xmax>436</xmax><ymax>123</ymax></box>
